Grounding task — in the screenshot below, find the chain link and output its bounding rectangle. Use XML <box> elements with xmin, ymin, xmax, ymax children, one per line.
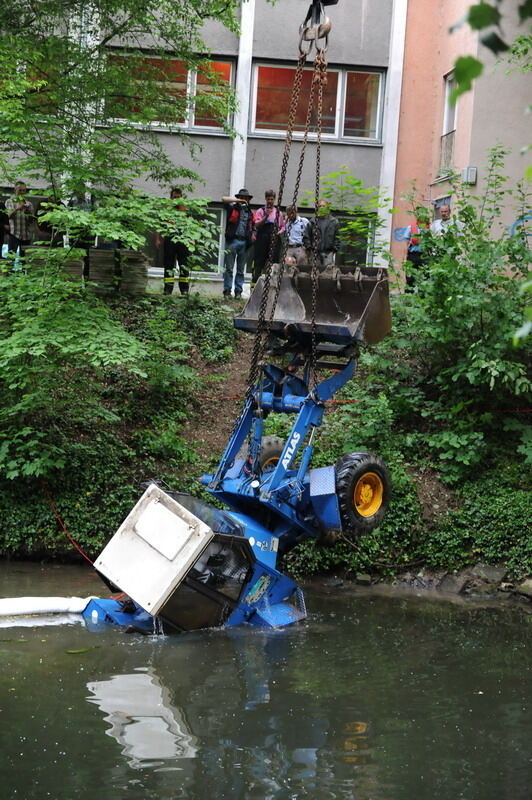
<box><xmin>246</xmin><ymin>53</ymin><xmax>308</xmax><ymax>393</ymax></box>
<box><xmin>310</xmin><ymin>50</ymin><xmax>327</xmax><ymax>389</ymax></box>
<box><xmin>245</xmin><ymin>44</ymin><xmax>330</xmax><ymax>398</ymax></box>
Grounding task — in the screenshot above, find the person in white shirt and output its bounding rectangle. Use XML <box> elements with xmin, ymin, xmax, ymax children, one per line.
<box><xmin>430</xmin><ymin>204</ymin><xmax>465</xmax><ymax>236</ymax></box>
<box><xmin>284</xmin><ymin>205</ymin><xmax>310</xmax><ymax>265</ymax></box>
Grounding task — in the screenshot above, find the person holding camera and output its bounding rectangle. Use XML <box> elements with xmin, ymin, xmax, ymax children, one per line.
<box><xmin>221</xmin><ymin>188</ymin><xmax>254</xmax><ymax>298</ymax></box>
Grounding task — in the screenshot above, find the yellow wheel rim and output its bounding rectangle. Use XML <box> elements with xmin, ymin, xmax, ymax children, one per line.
<box><xmin>354</xmin><ymin>472</ymin><xmax>384</xmax><ymax>517</ymax></box>
<box><xmin>262</xmin><ymin>456</ymin><xmax>279</xmax><ymax>472</ymax></box>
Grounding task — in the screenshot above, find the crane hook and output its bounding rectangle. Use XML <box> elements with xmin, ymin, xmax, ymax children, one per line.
<box><xmin>299</xmin><ymin>0</ymin><xmax>333</xmax><ymax>55</ymax></box>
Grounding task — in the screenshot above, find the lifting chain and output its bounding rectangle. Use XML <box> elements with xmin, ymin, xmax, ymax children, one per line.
<box><xmin>245</xmin><ymin>8</ymin><xmax>331</xmax><ymax>397</ymax></box>
<box><xmin>245</xmin><ymin>52</ymin><xmax>308</xmax><ymax>395</ymax></box>
<box><xmin>309</xmin><ymin>49</ymin><xmax>327</xmax><ymax>390</ymax></box>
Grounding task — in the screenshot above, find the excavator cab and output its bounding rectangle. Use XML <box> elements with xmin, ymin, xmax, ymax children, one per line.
<box><xmin>234</xmin><ymin>260</ymin><xmax>392</xmax><ymax>349</ymax></box>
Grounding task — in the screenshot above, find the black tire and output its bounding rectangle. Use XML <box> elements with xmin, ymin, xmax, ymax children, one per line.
<box><xmin>335</xmin><ymin>451</ymin><xmax>391</xmax><ymax>536</ymax></box>
<box><xmin>258</xmin><ymin>435</ymin><xmax>285</xmax><ymax>472</ymax></box>
<box><xmin>237</xmin><ymin>435</ymin><xmax>286</xmax><ymax>473</ymax></box>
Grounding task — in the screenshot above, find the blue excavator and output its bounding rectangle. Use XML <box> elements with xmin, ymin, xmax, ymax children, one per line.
<box><xmin>0</xmin><ymin>0</ymin><xmax>393</xmax><ymax>635</ymax></box>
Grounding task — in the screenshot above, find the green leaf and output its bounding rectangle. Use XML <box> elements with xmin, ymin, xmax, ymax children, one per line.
<box><xmin>468</xmin><ymin>2</ymin><xmax>501</xmax><ymax>29</ymax></box>
<box><xmin>451</xmin><ymin>56</ymin><xmax>484</xmax><ymax>101</ymax></box>
<box><xmin>65</xmin><ymin>647</ymin><xmax>97</xmax><ymax>654</ymax></box>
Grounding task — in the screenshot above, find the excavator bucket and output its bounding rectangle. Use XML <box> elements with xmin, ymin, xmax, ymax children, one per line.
<box><xmin>234</xmin><ymin>263</ymin><xmax>392</xmax><ymax>347</ymax></box>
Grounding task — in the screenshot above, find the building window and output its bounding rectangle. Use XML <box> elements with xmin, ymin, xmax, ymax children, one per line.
<box><xmin>254</xmin><ymin>65</ymin><xmax>339</xmax><ymax>134</ymax></box>
<box><xmin>439</xmin><ymin>73</ymin><xmax>456</xmax><ymax>174</ymax></box>
<box><xmin>251</xmin><ymin>64</ymin><xmax>383</xmax><ymax>142</ymax></box>
<box><xmin>107</xmin><ymin>53</ymin><xmax>233</xmax><ymax>130</ymax></box>
<box><xmin>343</xmin><ymin>71</ymin><xmax>381</xmax><ymax>138</ymax></box>
<box><xmin>442</xmin><ymin>72</ymin><xmax>457</xmax><ymax>135</ymax></box>
<box><xmin>193</xmin><ymin>61</ymin><xmax>233</xmax><ymax>128</ymax></box>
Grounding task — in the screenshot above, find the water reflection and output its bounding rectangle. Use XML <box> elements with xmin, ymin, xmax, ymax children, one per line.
<box><xmin>86</xmin><ymin>670</ymin><xmax>198</xmax><ymax>769</ymax></box>
<box><xmin>84</xmin><ymin>630</ymin><xmax>378</xmax><ymax>797</ymax></box>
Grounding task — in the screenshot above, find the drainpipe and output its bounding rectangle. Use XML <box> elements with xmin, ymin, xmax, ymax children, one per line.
<box><xmin>375</xmin><ymin>0</ymin><xmax>407</xmax><ymax>267</ymax></box>
<box><xmin>229</xmin><ymin>0</ymin><xmax>256</xmax><ymax>195</ymax></box>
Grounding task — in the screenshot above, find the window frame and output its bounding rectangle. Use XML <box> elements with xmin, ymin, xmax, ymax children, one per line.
<box><xmin>340</xmin><ymin>69</ymin><xmax>384</xmax><ymax>141</ymax></box>
<box><xmin>250</xmin><ymin>62</ymin><xmax>385</xmax><ymax>144</ymax></box>
<box><xmin>442</xmin><ymin>71</ymin><xmax>457</xmax><ymax>135</ymax></box>
<box><xmin>105</xmin><ymin>51</ymin><xmax>234</xmax><ymax>133</ymax></box>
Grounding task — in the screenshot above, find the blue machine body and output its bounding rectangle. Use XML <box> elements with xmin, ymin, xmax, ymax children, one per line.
<box><xmin>88</xmin><ymin>357</ymin><xmax>355</xmax><ymax>634</ymax></box>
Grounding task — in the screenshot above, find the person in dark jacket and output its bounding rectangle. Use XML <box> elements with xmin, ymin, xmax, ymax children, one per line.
<box><xmin>156</xmin><ymin>188</ymin><xmax>190</xmax><ymax>295</ymax></box>
<box><xmin>303</xmin><ymin>199</ymin><xmax>340</xmax><ymax>266</ymax></box>
<box><xmin>222</xmin><ymin>188</ymin><xmax>254</xmax><ymax>298</ymax></box>
<box><xmin>404</xmin><ymin>206</ymin><xmax>430</xmax><ymax>292</ymax></box>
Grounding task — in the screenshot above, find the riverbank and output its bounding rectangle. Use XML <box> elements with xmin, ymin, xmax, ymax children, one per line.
<box><xmin>317</xmin><ymin>566</ymin><xmax>532</xmax><ymax>611</ymax></box>
<box><xmin>1</xmin><ymin>292</ymin><xmax>530</xmax><ymax>584</ymax></box>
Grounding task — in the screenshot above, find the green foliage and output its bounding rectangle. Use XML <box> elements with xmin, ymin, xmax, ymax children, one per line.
<box><xmin>289</xmin><ymin>151</ymin><xmax>531</xmax><ymax>578</ymax></box>
<box><xmin>313</xmin><ymin>385</ymin><xmax>395</xmax><ymax>465</ymax></box>
<box><xmin>0</xmin><ymin>255</ymin><xmax>236</xmax><ymax>487</ymax></box>
<box><xmin>467</xmin><ymin>2</ymin><xmax>501</xmax><ymax>29</ymax></box>
<box><xmin>384</xmin><ymin>148</ymin><xmax>532</xmax><ymax>481</ymax></box>
<box><xmin>166</xmin><ymin>294</ymin><xmax>238</xmax><ymax>362</ymax></box>
<box><xmin>0</xmin><ymin>284</ymin><xmax>238</xmax><ymax>556</ymax></box>
<box><xmin>0</xmin><ymin>0</ymin><xmax>234</xmax><ymax>284</ymax></box>
<box><xmin>0</xmin><ymin>0</ymin><xmax>238</xmax><ymax>196</ymax></box>
<box><xmin>0</xmin><ymin>434</ymin><xmax>141</xmax><ymax>557</ymax></box>
<box><xmin>0</xmin><ymin>258</ymin><xmax>147</xmax><ymax>480</ymax></box>
<box><xmin>451</xmin><ymin>0</ymin><xmax>532</xmax><ymax>100</ymax></box>
<box><xmin>303</xmin><ymin>167</ymin><xmax>391</xmax><ymax>263</ymax></box>
<box><xmin>132</xmin><ymin>421</ymin><xmax>197</xmax><ymax>463</ymax></box>
<box><xmin>452</xmin><ymin>56</ymin><xmax>484</xmax><ymax>100</ymax></box>
<box><xmin>507</xmin><ymin>34</ymin><xmax>532</xmax><ymax>72</ymax></box>
<box><xmin>41</xmin><ymin>195</ymin><xmax>220</xmax><ymax>269</ymax></box>
<box><xmin>422</xmin><ymin>467</ymin><xmax>532</xmax><ymax>578</ymax></box>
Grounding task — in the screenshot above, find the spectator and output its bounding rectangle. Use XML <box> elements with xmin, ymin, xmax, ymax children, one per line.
<box><xmin>284</xmin><ymin>206</ymin><xmax>310</xmax><ymax>265</ymax></box>
<box><xmin>252</xmin><ymin>189</ymin><xmax>285</xmax><ymax>284</ymax></box>
<box><xmin>5</xmin><ymin>181</ymin><xmax>34</xmax><ymax>255</ymax></box>
<box><xmin>303</xmin><ymin>198</ymin><xmax>340</xmax><ymax>266</ymax></box>
<box><xmin>156</xmin><ymin>188</ymin><xmax>190</xmax><ymax>296</ymax></box>
<box><xmin>221</xmin><ymin>188</ymin><xmax>254</xmax><ymax>298</ymax></box>
<box><xmin>0</xmin><ymin>201</ymin><xmax>9</xmax><ymax>256</ymax></box>
<box><xmin>404</xmin><ymin>206</ymin><xmax>430</xmax><ymax>292</ymax></box>
<box><xmin>430</xmin><ymin>203</ymin><xmax>465</xmax><ymax>236</ymax></box>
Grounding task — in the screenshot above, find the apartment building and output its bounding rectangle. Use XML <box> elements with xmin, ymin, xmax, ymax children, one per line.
<box><xmin>4</xmin><ymin>1</ymin><xmax>527</xmax><ymax>275</ymax></box>
<box><xmin>136</xmin><ymin>0</ymin><xmax>404</xmax><ymax>269</ymax></box>
<box><xmin>391</xmin><ymin>0</ymin><xmax>530</xmax><ymax>265</ymax></box>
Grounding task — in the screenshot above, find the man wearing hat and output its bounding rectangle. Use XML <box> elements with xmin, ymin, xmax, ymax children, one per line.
<box><xmin>221</xmin><ymin>188</ymin><xmax>254</xmax><ymax>298</ymax></box>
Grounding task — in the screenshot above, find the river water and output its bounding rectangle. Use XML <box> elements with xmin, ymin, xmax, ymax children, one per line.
<box><xmin>1</xmin><ymin>562</ymin><xmax>530</xmax><ymax>800</ymax></box>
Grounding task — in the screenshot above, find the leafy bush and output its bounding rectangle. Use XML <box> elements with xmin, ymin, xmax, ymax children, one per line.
<box><xmin>0</xmin><ymin>268</ymin><xmax>238</xmax><ymax>555</ymax></box>
<box><xmin>168</xmin><ymin>294</ymin><xmax>237</xmax><ymax>362</ymax></box>
<box><xmin>0</xmin><ymin>257</ymin><xmax>146</xmax><ymax>480</ymax></box>
<box><xmin>423</xmin><ymin>466</ymin><xmax>532</xmax><ymax>578</ymax></box>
